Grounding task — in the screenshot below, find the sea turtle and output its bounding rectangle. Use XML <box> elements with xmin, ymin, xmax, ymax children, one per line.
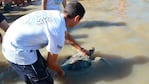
<box><xmin>61</xmin><ymin>48</ymin><xmax>95</xmax><ymax>71</ymax></box>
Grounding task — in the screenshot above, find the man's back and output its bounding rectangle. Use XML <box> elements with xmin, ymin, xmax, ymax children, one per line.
<box><xmin>2</xmin><ymin>10</ymin><xmax>66</xmax><ymax>65</ymax></box>
<box><xmin>3</xmin><ymin>10</ymin><xmax>65</xmax><ymax>49</ymax></box>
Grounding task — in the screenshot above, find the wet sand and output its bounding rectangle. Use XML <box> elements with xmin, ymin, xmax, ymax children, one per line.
<box><xmin>0</xmin><ymin>0</ymin><xmax>149</xmax><ymax>84</ymax></box>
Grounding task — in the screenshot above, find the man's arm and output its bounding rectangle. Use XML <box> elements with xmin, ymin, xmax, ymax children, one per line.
<box><xmin>65</xmin><ymin>31</ymin><xmax>88</xmax><ymax>56</ymax></box>
<box><xmin>41</xmin><ymin>0</ymin><xmax>47</xmax><ymax>10</ymax></box>
<box><xmin>47</xmin><ymin>52</ymin><xmax>64</xmax><ymax>77</ymax></box>
<box><xmin>0</xmin><ymin>20</ymin><xmax>9</xmax><ymax>32</ymax></box>
<box><xmin>0</xmin><ymin>13</ymin><xmax>9</xmax><ymax>32</ymax></box>
<box><xmin>62</xmin><ymin>0</ymin><xmax>67</xmax><ymax>8</ymax></box>
<box><xmin>0</xmin><ymin>13</ymin><xmax>9</xmax><ymax>43</ymax></box>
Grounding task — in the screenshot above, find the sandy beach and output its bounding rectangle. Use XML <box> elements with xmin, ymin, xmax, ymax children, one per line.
<box><xmin>0</xmin><ymin>0</ymin><xmax>149</xmax><ymax>84</ymax></box>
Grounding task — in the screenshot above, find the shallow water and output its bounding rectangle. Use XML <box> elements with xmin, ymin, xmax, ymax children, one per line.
<box><xmin>0</xmin><ymin>0</ymin><xmax>149</xmax><ymax>84</ymax></box>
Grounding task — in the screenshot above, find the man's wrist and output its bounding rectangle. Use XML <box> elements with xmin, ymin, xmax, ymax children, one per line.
<box><xmin>77</xmin><ymin>47</ymin><xmax>83</xmax><ymax>52</ymax></box>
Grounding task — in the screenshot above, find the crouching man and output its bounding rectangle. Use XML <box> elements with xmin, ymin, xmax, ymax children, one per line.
<box><xmin>2</xmin><ymin>1</ymin><xmax>87</xmax><ymax>84</ymax></box>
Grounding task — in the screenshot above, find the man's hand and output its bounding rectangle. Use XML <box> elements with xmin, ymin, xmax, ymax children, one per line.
<box><xmin>79</xmin><ymin>47</ymin><xmax>89</xmax><ymax>57</ymax></box>
<box><xmin>79</xmin><ymin>47</ymin><xmax>95</xmax><ymax>57</ymax></box>
<box><xmin>47</xmin><ymin>52</ymin><xmax>65</xmax><ymax>78</ymax></box>
<box><xmin>57</xmin><ymin>70</ymin><xmax>65</xmax><ymax>78</ymax></box>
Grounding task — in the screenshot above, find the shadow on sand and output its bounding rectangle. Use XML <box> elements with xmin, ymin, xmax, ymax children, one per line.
<box><xmin>57</xmin><ymin>52</ymin><xmax>149</xmax><ymax>84</ymax></box>
<box><xmin>1</xmin><ymin>6</ymin><xmax>35</xmax><ymax>23</ymax></box>
<box><xmin>0</xmin><ymin>62</ymin><xmax>20</xmax><ymax>84</ymax></box>
<box><xmin>74</xmin><ymin>20</ymin><xmax>126</xmax><ymax>29</ymax></box>
<box><xmin>6</xmin><ymin>14</ymin><xmax>25</xmax><ymax>23</ymax></box>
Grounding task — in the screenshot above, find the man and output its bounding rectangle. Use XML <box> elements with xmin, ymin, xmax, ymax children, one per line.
<box><xmin>2</xmin><ymin>1</ymin><xmax>87</xmax><ymax>84</ymax></box>
<box><xmin>41</xmin><ymin>0</ymin><xmax>67</xmax><ymax>11</ymax></box>
<box><xmin>0</xmin><ymin>13</ymin><xmax>9</xmax><ymax>42</ymax></box>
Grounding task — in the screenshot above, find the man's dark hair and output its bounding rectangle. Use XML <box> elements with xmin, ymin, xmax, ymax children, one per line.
<box><xmin>64</xmin><ymin>1</ymin><xmax>85</xmax><ymax>20</ymax></box>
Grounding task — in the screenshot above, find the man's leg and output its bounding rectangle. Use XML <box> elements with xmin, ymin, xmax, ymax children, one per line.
<box><xmin>8</xmin><ymin>50</ymin><xmax>54</xmax><ymax>84</ymax></box>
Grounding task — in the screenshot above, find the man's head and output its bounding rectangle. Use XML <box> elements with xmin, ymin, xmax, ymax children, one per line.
<box><xmin>63</xmin><ymin>1</ymin><xmax>85</xmax><ymax>28</ymax></box>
